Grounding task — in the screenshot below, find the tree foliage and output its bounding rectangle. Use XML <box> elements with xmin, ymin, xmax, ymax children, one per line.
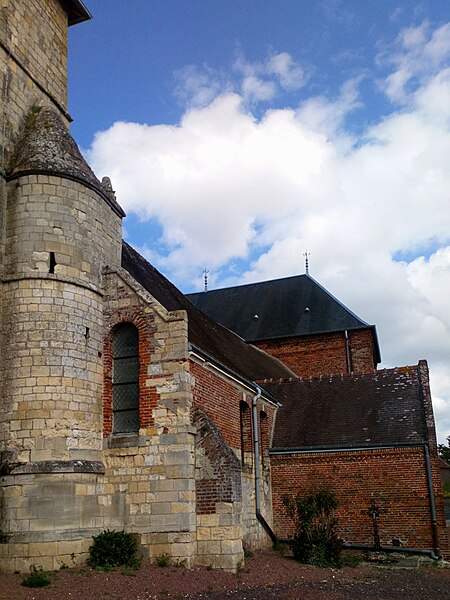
<box><xmin>438</xmin><ymin>435</ymin><xmax>450</xmax><ymax>465</ymax></box>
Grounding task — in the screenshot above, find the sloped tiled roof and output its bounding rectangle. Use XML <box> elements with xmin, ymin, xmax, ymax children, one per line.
<box><xmin>121</xmin><ymin>242</ymin><xmax>295</xmax><ymax>383</ymax></box>
<box><xmin>264</xmin><ymin>366</ymin><xmax>427</xmax><ymax>450</ymax></box>
<box><xmin>187</xmin><ymin>274</ymin><xmax>380</xmax><ymax>362</ymax></box>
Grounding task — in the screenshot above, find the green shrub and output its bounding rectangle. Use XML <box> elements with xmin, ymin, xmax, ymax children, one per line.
<box><xmin>88</xmin><ymin>530</ymin><xmax>140</xmax><ymax>570</ymax></box>
<box><xmin>155</xmin><ymin>552</ymin><xmax>171</xmax><ymax>567</ymax></box>
<box><xmin>283</xmin><ymin>489</ymin><xmax>342</xmax><ymax>568</ymax></box>
<box><xmin>443</xmin><ymin>482</ymin><xmax>450</xmax><ymax>498</ymax></box>
<box><xmin>21</xmin><ymin>565</ymin><xmax>52</xmax><ymax>588</ymax></box>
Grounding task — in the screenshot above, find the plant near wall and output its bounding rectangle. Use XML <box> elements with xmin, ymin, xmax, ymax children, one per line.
<box><xmin>21</xmin><ymin>565</ymin><xmax>52</xmax><ymax>588</ymax></box>
<box><xmin>88</xmin><ymin>530</ymin><xmax>140</xmax><ymax>571</ymax></box>
<box><xmin>282</xmin><ymin>489</ymin><xmax>342</xmax><ymax>568</ymax></box>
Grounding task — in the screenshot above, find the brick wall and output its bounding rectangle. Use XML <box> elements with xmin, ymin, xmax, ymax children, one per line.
<box><xmin>256</xmin><ymin>328</ymin><xmax>376</xmax><ymax>377</ymax></box>
<box><xmin>271</xmin><ymin>446</ymin><xmax>449</xmax><ymax>555</ymax></box>
<box><xmin>101</xmin><ymin>271</ymin><xmax>198</xmax><ymax>567</ymax></box>
<box><xmin>190</xmin><ymin>359</ymin><xmax>277</xmax><ymax>552</ymax></box>
<box><xmin>103</xmin><ymin>295</ymin><xmax>157</xmax><ymax>436</ymax></box>
<box><xmin>190</xmin><ymin>360</ymin><xmax>247</xmax><ymax>450</ymax></box>
<box><xmin>193</xmin><ymin>408</ymin><xmax>242</xmax><ymax>515</ymax></box>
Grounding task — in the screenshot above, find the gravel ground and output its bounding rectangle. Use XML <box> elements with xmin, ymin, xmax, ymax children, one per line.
<box><xmin>2</xmin><ymin>550</ymin><xmax>450</xmax><ymax>600</ymax></box>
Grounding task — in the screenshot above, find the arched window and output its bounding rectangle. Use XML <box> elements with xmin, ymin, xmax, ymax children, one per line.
<box><xmin>240</xmin><ymin>401</ymin><xmax>252</xmax><ymax>466</ymax></box>
<box><xmin>112</xmin><ymin>323</ymin><xmax>139</xmax><ymax>434</ymax></box>
<box><xmin>259</xmin><ymin>410</ymin><xmax>269</xmax><ymax>467</ymax></box>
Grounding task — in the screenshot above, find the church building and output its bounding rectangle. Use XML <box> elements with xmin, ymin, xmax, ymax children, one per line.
<box><xmin>0</xmin><ymin>0</ymin><xmax>447</xmax><ymax>573</ymax></box>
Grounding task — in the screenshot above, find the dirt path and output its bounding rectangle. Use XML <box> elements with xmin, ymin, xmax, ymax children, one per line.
<box><xmin>1</xmin><ymin>550</ymin><xmax>450</xmax><ymax>600</ymax></box>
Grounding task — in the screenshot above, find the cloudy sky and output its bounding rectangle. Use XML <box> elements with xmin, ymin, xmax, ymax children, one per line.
<box><xmin>69</xmin><ymin>1</ymin><xmax>450</xmax><ymax>442</ymax></box>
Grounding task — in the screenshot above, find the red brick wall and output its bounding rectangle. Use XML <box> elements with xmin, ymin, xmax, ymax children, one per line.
<box><xmin>255</xmin><ymin>329</ymin><xmax>376</xmax><ymax>377</ymax></box>
<box><xmin>191</xmin><ymin>360</ymin><xmax>277</xmax><ymax>452</ymax></box>
<box><xmin>103</xmin><ymin>284</ymin><xmax>159</xmax><ymax>436</ymax></box>
<box><xmin>193</xmin><ymin>408</ymin><xmax>242</xmax><ymax>514</ymax></box>
<box><xmin>271</xmin><ymin>447</ymin><xmax>448</xmax><ymax>554</ymax></box>
<box><xmin>191</xmin><ymin>360</ymin><xmax>244</xmax><ymax>449</ymax></box>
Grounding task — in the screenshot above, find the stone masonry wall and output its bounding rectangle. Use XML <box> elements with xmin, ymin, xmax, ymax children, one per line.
<box><xmin>0</xmin><ymin>170</ymin><xmax>123</xmax><ymax>571</ymax></box>
<box><xmin>256</xmin><ymin>328</ymin><xmax>376</xmax><ymax>378</ymax></box>
<box><xmin>0</xmin><ymin>0</ymin><xmax>69</xmax><ymax>166</ymax></box>
<box><xmin>101</xmin><ymin>270</ymin><xmax>197</xmax><ymax>567</ymax></box>
<box><xmin>190</xmin><ymin>359</ymin><xmax>277</xmax><ymax>554</ymax></box>
<box><xmin>193</xmin><ymin>408</ymin><xmax>243</xmax><ymax>571</ymax></box>
<box><xmin>271</xmin><ymin>447</ymin><xmax>449</xmax><ymax>556</ymax></box>
<box><xmin>4</xmin><ymin>175</ymin><xmax>122</xmax><ymax>287</ymax></box>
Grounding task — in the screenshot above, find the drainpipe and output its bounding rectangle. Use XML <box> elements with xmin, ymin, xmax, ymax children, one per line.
<box><xmin>344</xmin><ymin>329</ymin><xmax>351</xmax><ymax>373</ymax></box>
<box><xmin>270</xmin><ymin>441</ymin><xmax>442</xmax><ymax>559</ymax></box>
<box><xmin>342</xmin><ymin>543</ymin><xmax>440</xmax><ymax>561</ymax></box>
<box><xmin>424</xmin><ymin>444</ymin><xmax>441</xmax><ymax>559</ymax></box>
<box><xmin>252</xmin><ymin>385</ymin><xmax>277</xmax><ymax>543</ymax></box>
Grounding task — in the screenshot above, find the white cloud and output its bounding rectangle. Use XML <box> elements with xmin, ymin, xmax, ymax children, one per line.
<box><xmin>89</xmin><ymin>22</ymin><xmax>450</xmax><ymax>442</ymax></box>
<box><xmin>174</xmin><ymin>64</ymin><xmax>230</xmax><ymax>109</ymax></box>
<box><xmin>266</xmin><ymin>52</ymin><xmax>305</xmax><ymax>90</ymax></box>
<box><xmin>296</xmin><ymin>77</ymin><xmax>363</xmax><ymax>137</ymax></box>
<box><xmin>378</xmin><ymin>22</ymin><xmax>450</xmax><ymax>104</ymax></box>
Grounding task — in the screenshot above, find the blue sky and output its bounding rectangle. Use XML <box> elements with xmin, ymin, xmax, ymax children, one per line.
<box><xmin>68</xmin><ymin>1</ymin><xmax>450</xmax><ymax>441</ymax></box>
<box><xmin>70</xmin><ymin>1</ymin><xmax>448</xmax><ymax>146</ymax></box>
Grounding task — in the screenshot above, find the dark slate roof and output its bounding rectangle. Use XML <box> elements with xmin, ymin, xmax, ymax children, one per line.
<box><xmin>7</xmin><ymin>107</ymin><xmax>124</xmax><ymax>217</ymax></box>
<box><xmin>264</xmin><ymin>366</ymin><xmax>427</xmax><ymax>450</ymax></box>
<box><xmin>187</xmin><ymin>274</ymin><xmax>380</xmax><ymax>362</ymax></box>
<box><xmin>63</xmin><ymin>0</ymin><xmax>92</xmax><ymax>25</ymax></box>
<box><xmin>121</xmin><ymin>242</ymin><xmax>295</xmax><ymax>383</ymax></box>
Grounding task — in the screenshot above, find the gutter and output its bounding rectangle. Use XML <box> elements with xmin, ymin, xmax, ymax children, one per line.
<box><xmin>271</xmin><ymin>440</ymin><xmax>442</xmax><ymax>559</ymax></box>
<box><xmin>270</xmin><ymin>441</ymin><xmax>428</xmax><ymax>455</ymax></box>
<box><xmin>189</xmin><ymin>343</ymin><xmax>282</xmax><ymax>407</ymax></box>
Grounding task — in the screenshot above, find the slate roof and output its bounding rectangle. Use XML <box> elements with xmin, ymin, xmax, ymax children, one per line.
<box><xmin>121</xmin><ymin>242</ymin><xmax>295</xmax><ymax>383</ymax></box>
<box><xmin>7</xmin><ymin>107</ymin><xmax>125</xmax><ymax>218</ymax></box>
<box><xmin>187</xmin><ymin>274</ymin><xmax>381</xmax><ymax>363</ymax></box>
<box><xmin>264</xmin><ymin>366</ymin><xmax>427</xmax><ymax>451</ymax></box>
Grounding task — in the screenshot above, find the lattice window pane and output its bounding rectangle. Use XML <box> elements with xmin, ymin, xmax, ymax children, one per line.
<box><xmin>112</xmin><ymin>323</ymin><xmax>139</xmax><ymax>434</ymax></box>
<box><xmin>114</xmin><ymin>357</ymin><xmax>139</xmax><ymax>384</ymax></box>
<box><xmin>113</xmin><ymin>382</ymin><xmax>139</xmax><ymax>411</ymax></box>
<box><xmin>113</xmin><ymin>410</ymin><xmax>140</xmax><ymax>434</ymax></box>
<box><xmin>113</xmin><ymin>325</ymin><xmax>139</xmax><ymax>358</ymax></box>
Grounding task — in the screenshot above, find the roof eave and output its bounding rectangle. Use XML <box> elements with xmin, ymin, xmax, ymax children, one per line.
<box><xmin>63</xmin><ymin>0</ymin><xmax>92</xmax><ymax>26</ymax></box>
<box><xmin>189</xmin><ymin>343</ymin><xmax>282</xmax><ymax>407</ymax></box>
<box><xmin>270</xmin><ymin>440</ymin><xmax>427</xmax><ymax>454</ymax></box>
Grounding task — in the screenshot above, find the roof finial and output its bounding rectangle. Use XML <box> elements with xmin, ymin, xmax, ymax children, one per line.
<box><xmin>303</xmin><ymin>250</ymin><xmax>310</xmax><ymax>275</ymax></box>
<box><xmin>203</xmin><ymin>268</ymin><xmax>209</xmax><ymax>292</ymax></box>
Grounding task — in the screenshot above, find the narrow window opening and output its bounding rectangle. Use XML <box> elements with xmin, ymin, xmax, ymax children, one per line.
<box><xmin>260</xmin><ymin>411</ymin><xmax>269</xmax><ymax>468</ymax></box>
<box><xmin>112</xmin><ymin>323</ymin><xmax>139</xmax><ymax>434</ymax></box>
<box><xmin>49</xmin><ymin>251</ymin><xmax>56</xmax><ymax>273</ymax></box>
<box><xmin>84</xmin><ymin>327</ymin><xmax>90</xmax><ymax>340</ymax></box>
<box><xmin>240</xmin><ymin>401</ymin><xmax>252</xmax><ymax>466</ymax></box>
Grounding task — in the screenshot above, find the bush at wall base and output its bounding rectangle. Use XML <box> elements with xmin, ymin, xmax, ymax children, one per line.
<box><xmin>88</xmin><ymin>529</ymin><xmax>141</xmax><ymax>571</ymax></box>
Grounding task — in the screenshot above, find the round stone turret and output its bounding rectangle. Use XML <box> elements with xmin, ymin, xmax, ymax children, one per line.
<box><xmin>1</xmin><ymin>107</ymin><xmax>124</xmax><ymax>466</ymax></box>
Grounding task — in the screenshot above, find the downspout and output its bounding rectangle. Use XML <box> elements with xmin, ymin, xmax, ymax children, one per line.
<box><xmin>344</xmin><ymin>329</ymin><xmax>351</xmax><ymax>373</ymax></box>
<box><xmin>270</xmin><ymin>441</ymin><xmax>442</xmax><ymax>559</ymax></box>
<box><xmin>424</xmin><ymin>444</ymin><xmax>441</xmax><ymax>559</ymax></box>
<box><xmin>252</xmin><ymin>385</ymin><xmax>277</xmax><ymax>543</ymax></box>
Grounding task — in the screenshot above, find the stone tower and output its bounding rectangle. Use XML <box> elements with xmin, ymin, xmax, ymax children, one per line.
<box><xmin>0</xmin><ymin>0</ymin><xmax>126</xmax><ymax>571</ymax></box>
